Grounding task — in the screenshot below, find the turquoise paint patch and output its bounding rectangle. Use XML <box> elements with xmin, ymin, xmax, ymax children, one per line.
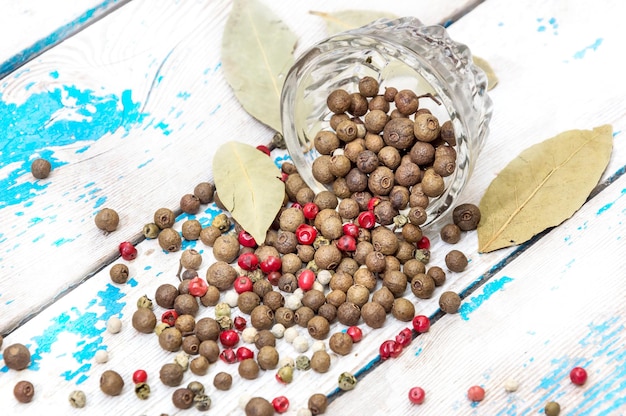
<box><xmin>459</xmin><ymin>276</ymin><xmax>514</xmax><ymax>320</ymax></box>
<box><xmin>573</xmin><ymin>38</ymin><xmax>603</xmax><ymax>59</ymax></box>
<box><xmin>0</xmin><ymin>284</ymin><xmax>125</xmax><ymax>382</ymax></box>
<box><xmin>138</xmin><ymin>158</ymin><xmax>154</xmax><ymax>169</ymax></box>
<box><xmin>127</xmin><ymin>278</ymin><xmax>138</xmax><ymax>287</ymax></box>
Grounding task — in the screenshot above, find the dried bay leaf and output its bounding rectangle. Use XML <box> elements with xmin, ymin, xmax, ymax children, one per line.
<box><xmin>310</xmin><ymin>10</ymin><xmax>398</xmax><ymax>35</ymax></box>
<box><xmin>473</xmin><ymin>56</ymin><xmax>498</xmax><ymax>90</ymax></box>
<box><xmin>478</xmin><ymin>125</ymin><xmax>613</xmax><ymax>253</ymax></box>
<box><xmin>222</xmin><ymin>0</ymin><xmax>297</xmax><ymax>132</ymax></box>
<box><xmin>213</xmin><ymin>142</ymin><xmax>285</xmax><ymax>244</ymax></box>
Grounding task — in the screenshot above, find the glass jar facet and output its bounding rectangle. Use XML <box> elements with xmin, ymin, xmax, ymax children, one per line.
<box><xmin>281</xmin><ymin>17</ymin><xmax>493</xmax><ymax>227</ymax></box>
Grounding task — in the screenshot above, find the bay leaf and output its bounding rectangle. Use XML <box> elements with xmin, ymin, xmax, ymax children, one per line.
<box><xmin>477</xmin><ymin>125</ymin><xmax>613</xmax><ymax>253</ymax></box>
<box><xmin>222</xmin><ymin>0</ymin><xmax>297</xmax><ymax>132</ymax></box>
<box><xmin>213</xmin><ymin>142</ymin><xmax>285</xmax><ymax>244</ymax></box>
<box><xmin>310</xmin><ymin>10</ymin><xmax>399</xmax><ymax>35</ymax></box>
<box><xmin>473</xmin><ymin>55</ymin><xmax>498</xmax><ymax>90</ymax></box>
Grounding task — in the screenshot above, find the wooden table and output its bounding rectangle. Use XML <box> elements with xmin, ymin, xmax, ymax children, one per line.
<box><xmin>1</xmin><ymin>0</ymin><xmax>624</xmax><ymax>414</ymax></box>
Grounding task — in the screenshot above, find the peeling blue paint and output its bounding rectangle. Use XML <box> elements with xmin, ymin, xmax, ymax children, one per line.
<box><xmin>459</xmin><ymin>276</ymin><xmax>514</xmax><ymax>320</ymax></box>
<box><xmin>573</xmin><ymin>38</ymin><xmax>603</xmax><ymax>59</ymax></box>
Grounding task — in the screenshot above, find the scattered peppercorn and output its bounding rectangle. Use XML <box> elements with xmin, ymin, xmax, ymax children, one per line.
<box><xmin>68</xmin><ymin>390</ymin><xmax>87</xmax><ymax>408</ymax></box>
<box><xmin>13</xmin><ymin>380</ymin><xmax>35</xmax><ymax>403</ymax></box>
<box><xmin>94</xmin><ymin>208</ymin><xmax>120</xmax><ymax>232</ymax></box>
<box><xmin>3</xmin><ymin>343</ymin><xmax>31</xmax><ymax>370</ymax></box>
<box><xmin>31</xmin><ymin>158</ymin><xmax>52</xmax><ymax>179</ymax></box>
<box><xmin>100</xmin><ymin>370</ymin><xmax>124</xmax><ymax>396</ymax></box>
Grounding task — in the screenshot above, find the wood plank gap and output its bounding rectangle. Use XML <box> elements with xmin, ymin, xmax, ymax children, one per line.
<box><xmin>0</xmin><ymin>0</ymin><xmax>132</xmax><ymax>80</ymax></box>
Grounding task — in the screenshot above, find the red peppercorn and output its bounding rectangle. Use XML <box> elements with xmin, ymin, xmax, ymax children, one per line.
<box><xmin>367</xmin><ymin>196</ymin><xmax>381</xmax><ymax>211</ymax></box>
<box><xmin>219</xmin><ymin>348</ymin><xmax>237</xmax><ymax>364</ymax></box>
<box><xmin>395</xmin><ymin>328</ymin><xmax>413</xmax><ymax>347</ymax></box>
<box><xmin>412</xmin><ymin>315</ymin><xmax>431</xmax><ymax>333</ymax></box>
<box><xmin>219</xmin><ymin>329</ymin><xmax>240</xmax><ymax>348</ymax></box>
<box><xmin>291</xmin><ymin>202</ymin><xmax>302</xmax><ymax>210</ymax></box>
<box><xmin>342</xmin><ymin>222</ymin><xmax>359</xmax><ymax>238</ymax></box>
<box><xmin>416</xmin><ymin>236</ymin><xmax>431</xmax><ymax>250</ymax></box>
<box><xmin>260</xmin><ymin>256</ymin><xmax>282</xmax><ymax>274</ymax></box>
<box><xmin>296</xmin><ymin>224</ymin><xmax>317</xmax><ymax>245</ymax></box>
<box><xmin>358</xmin><ymin>211</ymin><xmax>376</xmax><ymax>229</ymax></box>
<box><xmin>256</xmin><ymin>144</ymin><xmax>271</xmax><ymax>156</ymax></box>
<box><xmin>379</xmin><ymin>339</ymin><xmax>403</xmax><ymax>360</ymax></box>
<box><xmin>280</xmin><ymin>172</ymin><xmax>289</xmax><ymax>182</ymax></box>
<box><xmin>336</xmin><ymin>235</ymin><xmax>357</xmax><ymax>252</ymax></box>
<box><xmin>302</xmin><ymin>202</ymin><xmax>319</xmax><ymax>220</ymax></box>
<box><xmin>297</xmin><ymin>269</ymin><xmax>316</xmax><ymax>291</ymax></box>
<box><xmin>119</xmin><ymin>241</ymin><xmax>137</xmax><ymax>261</ymax></box>
<box><xmin>408</xmin><ymin>386</ymin><xmax>425</xmax><ymax>404</ymax></box>
<box><xmin>161</xmin><ymin>310</ymin><xmax>178</xmax><ymax>326</ymax></box>
<box><xmin>238</xmin><ymin>230</ymin><xmax>257</xmax><ymax>248</ymax></box>
<box><xmin>132</xmin><ymin>369</ymin><xmax>148</xmax><ymax>384</ymax></box>
<box><xmin>272</xmin><ymin>396</ymin><xmax>290</xmax><ymax>413</ymax></box>
<box><xmin>237</xmin><ymin>252</ymin><xmax>259</xmax><ymax>271</ymax></box>
<box><xmin>570</xmin><ymin>366</ymin><xmax>588</xmax><ymax>386</ymax></box>
<box><xmin>188</xmin><ymin>276</ymin><xmax>208</xmax><ymax>297</ymax></box>
<box><xmin>467</xmin><ymin>385</ymin><xmax>485</xmax><ymax>402</ymax></box>
<box><xmin>267</xmin><ymin>271</ymin><xmax>282</xmax><ymax>286</ymax></box>
<box><xmin>233</xmin><ymin>275</ymin><xmax>254</xmax><ymax>294</ymax></box>
<box><xmin>234</xmin><ymin>316</ymin><xmax>247</xmax><ymax>331</ymax></box>
<box><xmin>346</xmin><ymin>326</ymin><xmax>363</xmax><ymax>343</ymax></box>
<box><xmin>236</xmin><ymin>346</ymin><xmax>254</xmax><ymax>361</ymax></box>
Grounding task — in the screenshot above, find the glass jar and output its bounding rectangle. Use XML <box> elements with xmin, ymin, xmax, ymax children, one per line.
<box><xmin>281</xmin><ymin>17</ymin><xmax>493</xmax><ymax>227</ymax></box>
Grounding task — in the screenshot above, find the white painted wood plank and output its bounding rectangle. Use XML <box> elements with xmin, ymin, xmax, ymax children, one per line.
<box><xmin>0</xmin><ymin>0</ymin><xmax>480</xmax><ymax>334</ymax></box>
<box><xmin>0</xmin><ymin>0</ymin><xmax>129</xmax><ymax>78</ymax></box>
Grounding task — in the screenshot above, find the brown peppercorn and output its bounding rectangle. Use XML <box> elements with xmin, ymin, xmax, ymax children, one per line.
<box><xmin>372</xmin><ymin>286</ymin><xmax>395</xmax><ymax>313</ymax></box>
<box><xmin>160</xmin><ymin>362</ymin><xmax>184</xmax><ymax>387</ymax></box>
<box><xmin>427</xmin><ymin>266</ymin><xmax>447</xmax><ymax>286</ymax></box>
<box><xmin>337</xmin><ymin>257</ymin><xmax>360</xmax><ymax>275</ymax></box>
<box><xmin>336</xmin><ymin>119</ymin><xmax>358</xmax><ymax>142</ymax></box>
<box><xmin>274</xmin><ymin>307</ymin><xmax>295</xmax><ymax>328</ymax></box>
<box><xmin>365</xmin><ymin>250</ymin><xmax>386</xmax><ymax>274</ymax></box>
<box><xmin>410</xmin><ymin>273</ymin><xmax>436</xmax><ymax>299</ymax></box>
<box><xmin>361</xmin><ymin>301</ymin><xmax>387</xmax><ymax>329</ymax></box>
<box><xmin>257</xmin><ymin>345</ymin><xmax>279</xmax><ymax>370</ymax></box>
<box><xmin>154</xmin><ymin>207</ymin><xmax>176</xmax><ymax>229</ymax></box>
<box><xmin>349</xmin><ymin>92</ymin><xmax>369</xmax><ymax>117</ymax></box>
<box><xmin>401</xmin><ymin>223</ymin><xmax>423</xmax><ymax>244</ymax></box>
<box><xmin>314</xmin><ymin>130</ymin><xmax>340</xmax><ymax>155</ymax></box>
<box><xmin>194</xmin><ymin>182</ymin><xmax>214</xmax><ymax>204</ymax></box>
<box><xmin>195</xmin><ymin>317</ymin><xmax>220</xmax><ymax>341</ymax></box>
<box><xmin>31</xmin><ymin>158</ymin><xmax>52</xmax><ymax>179</ymax></box>
<box><xmin>182</xmin><ymin>334</ymin><xmax>201</xmax><ymax>355</ymax></box>
<box><xmin>403</xmin><ymin>259</ymin><xmax>426</xmax><ymax>279</ymax></box>
<box><xmin>245</xmin><ymin>397</ymin><xmax>275</xmax><ymax>416</ymax></box>
<box><xmin>383</xmin><ymin>86</ymin><xmax>398</xmax><ymax>102</ymax></box>
<box><xmin>250</xmin><ymin>305</ymin><xmax>274</xmax><ymax>330</ymax></box>
<box><xmin>262</xmin><ymin>290</ymin><xmax>284</xmax><ymax>311</ymax></box>
<box><xmin>172</xmin><ymin>387</ymin><xmax>194</xmax><ymax>409</ymax></box>
<box><xmin>296</xmin><ymin>186</ymin><xmax>316</xmax><ymax>205</ymax></box>
<box><xmin>100</xmin><ymin>370</ymin><xmax>124</xmax><ymax>396</ymax></box>
<box><xmin>440</xmin><ymin>223</ymin><xmax>462</xmax><ymax>244</ymax></box>
<box><xmin>213</xmin><ymin>371</ymin><xmax>233</xmax><ymax>390</ymax></box>
<box><xmin>109</xmin><ymin>263</ymin><xmax>129</xmax><ymax>284</ymax></box>
<box><xmin>329</xmin><ymin>154</ymin><xmax>352</xmax><ymax>178</ymax></box>
<box><xmin>345</xmin><ymin>167</ymin><xmax>368</xmax><ymax>193</ymax></box>
<box><xmin>389</xmin><ymin>185</ymin><xmax>410</xmax><ymax>210</ymax></box>
<box><xmin>371</xmin><ymin>226</ymin><xmax>399</xmax><ymax>255</ymax></box>
<box><xmin>200</xmin><ymin>285</ymin><xmax>221</xmax><ymax>307</ymax></box>
<box><xmin>278</xmin><ymin>273</ymin><xmax>298</xmax><ymax>293</ymax></box>
<box><xmin>368</xmin><ymin>95</ymin><xmax>390</xmax><ymax>113</ymax></box>
<box><xmin>343</xmin><ymin>138</ymin><xmax>366</xmax><ymax>162</ymax></box>
<box><xmin>314</xmin><ymin>244</ymin><xmax>342</xmax><ymax>270</ymax></box>
<box><xmin>180</xmin><ymin>193</ymin><xmax>201</xmax><ymax>215</ymax></box>
<box><xmin>385</xmin><ymin>255</ymin><xmax>402</xmax><ymax>273</ymax></box>
<box><xmin>307</xmin><ymin>315</ymin><xmax>330</xmax><ymax>340</ymax></box>
<box><xmin>180</xmin><ymin>248</ymin><xmax>202</xmax><ymax>270</ymax></box>
<box><xmin>327</xmin><ymin>89</ymin><xmax>351</xmax><ymax>114</ymax></box>
<box><xmin>206</xmin><ymin>261</ymin><xmax>237</xmax><ymax>290</ymax></box>
<box><xmin>238</xmin><ymin>358</ymin><xmax>260</xmax><ymax>380</ymax></box>
<box><xmin>279</xmin><ymin>207</ymin><xmax>305</xmax><ymax>233</ymax></box>
<box><xmin>353</xmin><ymin>241</ymin><xmax>374</xmax><ymax>265</ymax></box>
<box><xmin>394</xmin><ymin>89</ymin><xmax>419</xmax><ymax>115</ymax></box>
<box><xmin>309</xmin><ymin>393</ymin><xmax>329</xmax><ymax>415</ymax></box>
<box><xmin>13</xmin><ymin>380</ymin><xmax>35</xmax><ymax>403</ymax></box>
<box><xmin>317</xmin><ymin>303</ymin><xmax>337</xmax><ymax>323</ymax></box>
<box><xmin>294</xmin><ymin>306</ymin><xmax>315</xmax><ymax>327</ymax></box>
<box><xmin>132</xmin><ymin>307</ymin><xmax>157</xmax><ymax>334</ymax></box>
<box><xmin>198</xmin><ymin>340</ymin><xmax>220</xmax><ymax>363</ymax></box>
<box><xmin>395</xmin><ymin>162</ymin><xmax>422</xmax><ymax>187</ymax></box>
<box><xmin>364</xmin><ymin>109</ymin><xmax>389</xmax><ymax>134</ymax></box>
<box><xmin>383</xmin><ymin>270</ymin><xmax>408</xmax><ymax>297</ymax></box>
<box><xmin>373</xmin><ymin>200</ymin><xmax>398</xmax><ymax>226</ymax></box>
<box><xmin>310</xmin><ymin>350</ymin><xmax>331</xmax><ymax>373</ymax></box>
<box><xmin>285</xmin><ymin>173</ymin><xmax>309</xmax><ymax>201</ymax></box>
<box><xmin>158</xmin><ymin>227</ymin><xmax>182</xmax><ymax>252</ymax></box>
<box><xmin>174</xmin><ymin>293</ymin><xmax>199</xmax><ymax>316</ymax></box>
<box><xmin>368</xmin><ymin>166</ymin><xmax>395</xmax><ymax>196</ymax></box>
<box><xmin>313</xmin><ymin>190</ymin><xmax>339</xmax><ymax>210</ymax></box>
<box><xmin>237</xmin><ymin>291</ymin><xmax>261</xmax><ymax>314</ymax></box>
<box><xmin>383</xmin><ymin>117</ymin><xmax>415</xmax><ymax>150</ymax></box>
<box><xmin>414</xmin><ymin>113</ymin><xmax>440</xmax><ymax>142</ymax></box>
<box><xmin>329</xmin><ymin>332</ymin><xmax>353</xmax><ymax>356</ymax></box>
<box><xmin>440</xmin><ymin>119</ymin><xmax>456</xmax><ymax>146</ymax></box>
<box><xmin>274</xmin><ymin>230</ymin><xmax>298</xmax><ymax>255</ymax></box>
<box><xmin>336</xmin><ymin>302</ymin><xmax>361</xmax><ymax>326</ymax></box>
<box><xmin>254</xmin><ymin>329</ymin><xmax>276</xmax><ymax>350</ymax></box>
<box><xmin>159</xmin><ymin>327</ymin><xmax>183</xmax><ymax>352</ymax></box>
<box><xmin>3</xmin><ymin>343</ymin><xmax>31</xmax><ymax>370</ymax></box>
<box><xmin>329</xmin><ymin>271</ymin><xmax>354</xmax><ymax>293</ymax></box>
<box><xmin>181</xmin><ymin>220</ymin><xmax>202</xmax><ymax>241</ymax></box>
<box><xmin>408</xmin><ymin>206</ymin><xmax>428</xmax><ymax>226</ymax></box>
<box><xmin>346</xmin><ymin>284</ymin><xmax>370</xmax><ymax>308</ymax></box>
<box><xmin>155</xmin><ymin>283</ymin><xmax>178</xmax><ymax>309</ymax></box>
<box><xmin>325</xmin><ymin>289</ymin><xmax>347</xmax><ymax>308</ymax></box>
<box><xmin>336</xmin><ymin>199</ymin><xmax>358</xmax><ymax>221</ymax></box>
<box><xmin>439</xmin><ymin>291</ymin><xmax>462</xmax><ymax>314</ymax></box>
<box><xmin>364</xmin><ymin>132</ymin><xmax>385</xmax><ymax>153</ymax></box>
<box><xmin>378</xmin><ymin>146</ymin><xmax>402</xmax><ymax>170</ymax></box>
<box><xmin>421</xmin><ymin>168</ymin><xmax>445</xmax><ymax>198</ymax></box>
<box><xmin>433</xmin><ymin>155</ymin><xmax>456</xmax><ymax>177</ymax></box>
<box><xmin>300</xmin><ymin>290</ymin><xmax>325</xmax><ymax>313</ymax></box>
<box><xmin>212</xmin><ymin>234</ymin><xmax>240</xmax><ymax>263</ymax></box>
<box><xmin>190</xmin><ymin>355</ymin><xmax>209</xmax><ymax>375</ymax></box>
<box><xmin>358</xmin><ymin>76</ymin><xmax>379</xmax><ymax>97</ymax></box>
<box><xmin>445</xmin><ymin>249</ymin><xmax>468</xmax><ymax>272</ymax></box>
<box><xmin>200</xmin><ymin>225</ymin><xmax>221</xmax><ymax>246</ymax></box>
<box><xmin>94</xmin><ymin>208</ymin><xmax>119</xmax><ymax>232</ymax></box>
<box><xmin>409</xmin><ymin>141</ymin><xmax>436</xmax><ymax>166</ymax></box>
<box><xmin>392</xmin><ymin>297</ymin><xmax>415</xmax><ymax>322</ymax></box>
<box><xmin>452</xmin><ymin>203</ymin><xmax>481</xmax><ymax>231</ymax></box>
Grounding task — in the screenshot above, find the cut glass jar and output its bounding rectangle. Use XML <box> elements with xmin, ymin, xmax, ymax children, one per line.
<box><xmin>281</xmin><ymin>17</ymin><xmax>493</xmax><ymax>227</ymax></box>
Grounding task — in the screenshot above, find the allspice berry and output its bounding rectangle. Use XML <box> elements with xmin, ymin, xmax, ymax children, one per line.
<box><xmin>327</xmin><ymin>89</ymin><xmax>351</xmax><ymax>114</ymax></box>
<box><xmin>182</xmin><ymin>219</ymin><xmax>202</xmax><ymax>240</ymax></box>
<box><xmin>391</xmin><ymin>298</ymin><xmax>415</xmax><ymax>322</ymax></box>
<box><xmin>427</xmin><ymin>266</ymin><xmax>447</xmax><ymax>286</ymax></box>
<box><xmin>440</xmin><ymin>223</ymin><xmax>462</xmax><ymax>244</ymax></box>
<box><xmin>250</xmin><ymin>305</ymin><xmax>274</xmax><ymax>330</ymax></box>
<box><xmin>394</xmin><ymin>89</ymin><xmax>419</xmax><ymax>115</ymax></box>
<box><xmin>358</xmin><ymin>76</ymin><xmax>379</xmax><ymax>97</ymax></box>
<box><xmin>180</xmin><ymin>193</ymin><xmax>201</xmax><ymax>214</ymax></box>
<box><xmin>414</xmin><ymin>113</ymin><xmax>440</xmax><ymax>142</ymax></box>
<box><xmin>411</xmin><ymin>273</ymin><xmax>436</xmax><ymax>299</ymax></box>
<box><xmin>421</xmin><ymin>168</ymin><xmax>445</xmax><ymax>198</ymax></box>
<box><xmin>94</xmin><ymin>208</ymin><xmax>119</xmax><ymax>232</ymax></box>
<box><xmin>31</xmin><ymin>158</ymin><xmax>52</xmax><ymax>179</ymax></box>
<box><xmin>361</xmin><ymin>301</ymin><xmax>386</xmax><ymax>329</ymax></box>
<box><xmin>100</xmin><ymin>370</ymin><xmax>124</xmax><ymax>396</ymax></box>
<box><xmin>13</xmin><ymin>380</ymin><xmax>35</xmax><ymax>403</ymax></box>
<box><xmin>310</xmin><ymin>350</ymin><xmax>331</xmax><ymax>373</ymax></box>
<box><xmin>383</xmin><ymin>118</ymin><xmax>415</xmax><ymax>150</ymax></box>
<box><xmin>308</xmin><ymin>393</ymin><xmax>329</xmax><ymax>415</ymax></box>
<box><xmin>172</xmin><ymin>388</ymin><xmax>195</xmax><ymax>410</ymax></box>
<box><xmin>159</xmin><ymin>327</ymin><xmax>183</xmax><ymax>352</ymax></box>
<box><xmin>194</xmin><ymin>182</ymin><xmax>215</xmax><ymax>204</ymax></box>
<box><xmin>132</xmin><ymin>307</ymin><xmax>157</xmax><ymax>333</ymax></box>
<box><xmin>445</xmin><ymin>249</ymin><xmax>468</xmax><ymax>272</ymax></box>
<box><xmin>155</xmin><ymin>283</ymin><xmax>178</xmax><ymax>309</ymax></box>
<box><xmin>307</xmin><ymin>315</ymin><xmax>330</xmax><ymax>340</ymax></box>
<box><xmin>213</xmin><ymin>372</ymin><xmax>233</xmax><ymax>390</ymax></box>
<box><xmin>238</xmin><ymin>358</ymin><xmax>260</xmax><ymax>380</ymax></box>
<box><xmin>160</xmin><ymin>362</ymin><xmax>184</xmax><ymax>387</ymax></box>
<box><xmin>206</xmin><ymin>261</ymin><xmax>237</xmax><ymax>290</ymax></box>
<box><xmin>154</xmin><ymin>207</ymin><xmax>176</xmax><ymax>229</ymax></box>
<box><xmin>158</xmin><ymin>227</ymin><xmax>182</xmax><ymax>252</ymax></box>
<box><xmin>336</xmin><ymin>302</ymin><xmax>361</xmax><ymax>326</ymax></box>
<box><xmin>257</xmin><ymin>346</ymin><xmax>279</xmax><ymax>370</ymax></box>
<box><xmin>3</xmin><ymin>343</ymin><xmax>31</xmax><ymax>370</ymax></box>
<box><xmin>212</xmin><ymin>234</ymin><xmax>240</xmax><ymax>263</ymax></box>
<box><xmin>452</xmin><ymin>203</ymin><xmax>481</xmax><ymax>230</ymax></box>
<box><xmin>329</xmin><ymin>332</ymin><xmax>353</xmax><ymax>356</ymax></box>
<box><xmin>109</xmin><ymin>263</ymin><xmax>129</xmax><ymax>284</ymax></box>
<box><xmin>439</xmin><ymin>291</ymin><xmax>462</xmax><ymax>314</ymax></box>
<box><xmin>245</xmin><ymin>397</ymin><xmax>275</xmax><ymax>416</ymax></box>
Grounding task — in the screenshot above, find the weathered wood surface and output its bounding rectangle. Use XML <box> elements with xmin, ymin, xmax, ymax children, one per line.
<box><xmin>0</xmin><ymin>0</ymin><xmax>128</xmax><ymax>78</ymax></box>
<box><xmin>1</xmin><ymin>0</ymin><xmax>625</xmax><ymax>414</ymax></box>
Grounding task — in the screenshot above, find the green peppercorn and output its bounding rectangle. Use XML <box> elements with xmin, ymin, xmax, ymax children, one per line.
<box><xmin>338</xmin><ymin>372</ymin><xmax>357</xmax><ymax>391</ymax></box>
<box><xmin>544</xmin><ymin>401</ymin><xmax>561</xmax><ymax>416</ymax></box>
<box><xmin>143</xmin><ymin>223</ymin><xmax>160</xmax><ymax>239</ymax></box>
<box><xmin>194</xmin><ymin>393</ymin><xmax>212</xmax><ymax>411</ymax></box>
<box><xmin>296</xmin><ymin>355</ymin><xmax>311</xmax><ymax>371</ymax></box>
<box><xmin>68</xmin><ymin>390</ymin><xmax>87</xmax><ymax>408</ymax></box>
<box><xmin>134</xmin><ymin>382</ymin><xmax>150</xmax><ymax>400</ymax></box>
<box><xmin>276</xmin><ymin>365</ymin><xmax>294</xmax><ymax>383</ymax></box>
<box><xmin>137</xmin><ymin>294</ymin><xmax>153</xmax><ymax>309</ymax></box>
<box><xmin>211</xmin><ymin>213</ymin><xmax>231</xmax><ymax>233</ymax></box>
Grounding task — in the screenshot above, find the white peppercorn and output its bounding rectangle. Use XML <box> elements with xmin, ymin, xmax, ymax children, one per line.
<box><xmin>175</xmin><ymin>351</ymin><xmax>190</xmax><ymax>370</ymax></box>
<box><xmin>223</xmin><ymin>291</ymin><xmax>239</xmax><ymax>308</ymax></box>
<box><xmin>316</xmin><ymin>270</ymin><xmax>332</xmax><ymax>285</ymax></box>
<box><xmin>311</xmin><ymin>340</ymin><xmax>326</xmax><ymax>353</ymax></box>
<box><xmin>504</xmin><ymin>379</ymin><xmax>519</xmax><ymax>392</ymax></box>
<box><xmin>238</xmin><ymin>392</ymin><xmax>253</xmax><ymax>409</ymax></box>
<box><xmin>241</xmin><ymin>327</ymin><xmax>258</xmax><ymax>344</ymax></box>
<box><xmin>312</xmin><ymin>281</ymin><xmax>324</xmax><ymax>292</ymax></box>
<box><xmin>285</xmin><ymin>295</ymin><xmax>302</xmax><ymax>311</ymax></box>
<box><xmin>293</xmin><ymin>335</ymin><xmax>310</xmax><ymax>353</ymax></box>
<box><xmin>106</xmin><ymin>317</ymin><xmax>122</xmax><ymax>334</ymax></box>
<box><xmin>271</xmin><ymin>323</ymin><xmax>286</xmax><ymax>338</ymax></box>
<box><xmin>69</xmin><ymin>390</ymin><xmax>87</xmax><ymax>408</ymax></box>
<box><xmin>284</xmin><ymin>327</ymin><xmax>300</xmax><ymax>343</ymax></box>
<box><xmin>94</xmin><ymin>350</ymin><xmax>109</xmax><ymax>363</ymax></box>
<box><xmin>297</xmin><ymin>409</ymin><xmax>313</xmax><ymax>416</ymax></box>
<box><xmin>279</xmin><ymin>356</ymin><xmax>295</xmax><ymax>368</ymax></box>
